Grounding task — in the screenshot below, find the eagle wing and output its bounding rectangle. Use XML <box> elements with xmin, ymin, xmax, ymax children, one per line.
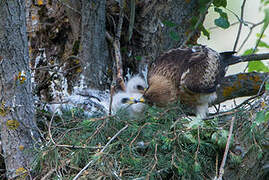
<box><xmin>180</xmin><ymin>46</ymin><xmax>223</xmax><ymax>94</ymax></box>
<box><xmin>148</xmin><ymin>46</ymin><xmax>224</xmax><ymax>94</ymax></box>
<box><xmin>147</xmin><ymin>48</ymin><xmax>190</xmax><ymax>84</ymax></box>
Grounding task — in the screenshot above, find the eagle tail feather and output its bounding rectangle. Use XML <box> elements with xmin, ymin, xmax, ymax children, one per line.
<box><xmin>220</xmin><ymin>51</ymin><xmax>242</xmax><ymax>66</ymax></box>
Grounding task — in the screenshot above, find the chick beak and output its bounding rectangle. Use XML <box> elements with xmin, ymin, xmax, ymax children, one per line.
<box><xmin>127</xmin><ymin>97</ymin><xmax>145</xmax><ymax>104</ymax></box>
<box><xmin>135</xmin><ymin>97</ymin><xmax>145</xmax><ymax>103</ymax></box>
<box><xmin>127</xmin><ymin>97</ymin><xmax>136</xmax><ymax>104</ymax></box>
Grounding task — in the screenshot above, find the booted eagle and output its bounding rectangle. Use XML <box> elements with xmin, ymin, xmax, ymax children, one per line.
<box><xmin>143</xmin><ymin>45</ymin><xmax>237</xmax><ymax>118</ymax></box>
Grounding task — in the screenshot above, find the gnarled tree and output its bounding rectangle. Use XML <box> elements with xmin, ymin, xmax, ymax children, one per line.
<box><xmin>0</xmin><ymin>0</ymin><xmax>40</xmax><ymax>178</ymax></box>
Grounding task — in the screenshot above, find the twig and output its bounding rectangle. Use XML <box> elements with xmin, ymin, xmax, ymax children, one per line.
<box><xmin>73</xmin><ymin>124</ymin><xmax>129</xmax><ymax>180</ymax></box>
<box><xmin>233</xmin><ymin>0</ymin><xmax>247</xmax><ymax>51</ymax></box>
<box><xmin>181</xmin><ymin>0</ymin><xmax>213</xmax><ymax>47</ymax></box>
<box><xmin>48</xmin><ymin>109</ymin><xmax>58</xmax><ymax>145</ymax></box>
<box><xmin>55</xmin><ymin>144</ymin><xmax>103</xmax><ymax>149</ymax></box>
<box><xmin>86</xmin><ymin>118</ymin><xmax>107</xmax><ymax>143</ymax></box>
<box><xmin>47</xmin><ymin>108</ymin><xmax>100</xmax><ymax>150</ymax></box>
<box><xmin>257</xmin><ymin>76</ymin><xmax>269</xmax><ymax>95</ymax></box>
<box><xmin>41</xmin><ymin>159</ymin><xmax>71</xmax><ymax>180</ymax></box>
<box><xmin>109</xmin><ymin>83</ymin><xmax>115</xmax><ymax>115</ymax></box>
<box><xmin>129</xmin><ymin>122</ymin><xmax>151</xmax><ymax>147</ymax></box>
<box><xmin>146</xmin><ymin>144</ymin><xmax>158</xmax><ymax>180</ymax></box>
<box><xmin>253</xmin><ymin>26</ymin><xmax>266</xmax><ymax>54</ymax></box>
<box><xmin>216</xmin><ymin>116</ymin><xmax>235</xmax><ymax>180</ymax></box>
<box><xmin>116</xmin><ymin>0</ymin><xmax>124</xmax><ymax>39</ymax></box>
<box><xmin>106</xmin><ymin>0</ymin><xmax>126</xmax><ymax>91</ymax></box>
<box><xmin>106</xmin><ymin>31</ymin><xmax>114</xmax><ymax>43</ymax></box>
<box><xmin>113</xmin><ymin>35</ymin><xmax>126</xmax><ymax>91</ymax></box>
<box><xmin>208</xmin><ymin>20</ymin><xmax>259</xmax><ymax>30</ymax></box>
<box><xmin>211</xmin><ymin>95</ymin><xmax>259</xmax><ymax>118</ymax></box>
<box><xmin>238</xmin><ymin>20</ymin><xmax>264</xmax><ymax>52</ymax></box>
<box><xmin>194</xmin><ymin>126</ymin><xmax>200</xmax><ymax>162</ymax></box>
<box><xmin>215</xmin><ymin>153</ymin><xmax>219</xmax><ymax>178</ymax></box>
<box><xmin>41</xmin><ymin>168</ymin><xmax>57</xmax><ymax>180</ymax></box>
<box><xmin>56</xmin><ymin>0</ymin><xmax>81</xmax><ymax>14</ymax></box>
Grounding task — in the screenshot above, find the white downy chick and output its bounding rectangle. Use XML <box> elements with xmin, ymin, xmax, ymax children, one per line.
<box><xmin>112</xmin><ymin>91</ymin><xmax>145</xmax><ymax>117</ymax></box>
<box><xmin>126</xmin><ymin>75</ymin><xmax>147</xmax><ymax>94</ymax></box>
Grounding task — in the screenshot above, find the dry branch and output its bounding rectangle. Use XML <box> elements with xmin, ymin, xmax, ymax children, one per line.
<box><xmin>233</xmin><ymin>0</ymin><xmax>247</xmax><ymax>51</ymax></box>
<box><xmin>73</xmin><ymin>125</ymin><xmax>129</xmax><ymax>180</ymax></box>
<box><xmin>106</xmin><ymin>0</ymin><xmax>125</xmax><ymax>92</ymax></box>
<box><xmin>225</xmin><ymin>52</ymin><xmax>269</xmax><ymax>66</ymax></box>
<box><xmin>215</xmin><ymin>72</ymin><xmax>268</xmax><ymax>104</ymax></box>
<box><xmin>216</xmin><ymin>116</ymin><xmax>235</xmax><ymax>180</ymax></box>
<box><xmin>240</xmin><ymin>53</ymin><xmax>269</xmax><ymax>63</ymax></box>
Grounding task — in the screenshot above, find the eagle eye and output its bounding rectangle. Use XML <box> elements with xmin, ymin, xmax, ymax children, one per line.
<box><xmin>121</xmin><ymin>98</ymin><xmax>129</xmax><ymax>104</ymax></box>
<box><xmin>137</xmin><ymin>85</ymin><xmax>144</xmax><ymax>90</ymax></box>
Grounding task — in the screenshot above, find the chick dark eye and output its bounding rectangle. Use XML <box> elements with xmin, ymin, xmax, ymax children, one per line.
<box><xmin>121</xmin><ymin>98</ymin><xmax>129</xmax><ymax>104</ymax></box>
<box><xmin>137</xmin><ymin>85</ymin><xmax>144</xmax><ymax>90</ymax></box>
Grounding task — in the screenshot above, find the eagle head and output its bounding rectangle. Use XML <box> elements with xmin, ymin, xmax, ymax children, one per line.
<box><xmin>143</xmin><ymin>75</ymin><xmax>177</xmax><ymax>107</ymax></box>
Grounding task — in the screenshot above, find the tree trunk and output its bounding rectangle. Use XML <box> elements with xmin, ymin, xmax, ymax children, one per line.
<box><xmin>80</xmin><ymin>0</ymin><xmax>110</xmax><ymax>90</ymax></box>
<box><xmin>120</xmin><ymin>0</ymin><xmax>200</xmax><ymax>75</ymax></box>
<box><xmin>0</xmin><ymin>0</ymin><xmax>39</xmax><ymax>178</ymax></box>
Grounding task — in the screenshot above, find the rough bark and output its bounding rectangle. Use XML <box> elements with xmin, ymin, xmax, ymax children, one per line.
<box><xmin>80</xmin><ymin>0</ymin><xmax>110</xmax><ymax>90</ymax></box>
<box><xmin>121</xmin><ymin>0</ymin><xmax>201</xmax><ymax>75</ymax></box>
<box><xmin>0</xmin><ymin>0</ymin><xmax>39</xmax><ymax>178</ymax></box>
<box><xmin>215</xmin><ymin>72</ymin><xmax>268</xmax><ymax>104</ymax></box>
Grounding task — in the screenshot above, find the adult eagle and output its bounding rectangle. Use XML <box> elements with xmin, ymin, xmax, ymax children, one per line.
<box><xmin>143</xmin><ymin>45</ymin><xmax>238</xmax><ymax>118</ymax></box>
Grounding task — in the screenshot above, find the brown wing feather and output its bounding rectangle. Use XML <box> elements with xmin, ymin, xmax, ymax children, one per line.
<box><xmin>147</xmin><ymin>47</ymin><xmax>191</xmax><ymax>86</ymax></box>
<box><xmin>181</xmin><ymin>46</ymin><xmax>222</xmax><ymax>93</ymax></box>
<box><xmin>148</xmin><ymin>46</ymin><xmax>222</xmax><ymax>93</ymax></box>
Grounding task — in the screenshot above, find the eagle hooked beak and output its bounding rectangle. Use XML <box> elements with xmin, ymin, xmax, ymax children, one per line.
<box><xmin>137</xmin><ymin>97</ymin><xmax>145</xmax><ymax>103</ymax></box>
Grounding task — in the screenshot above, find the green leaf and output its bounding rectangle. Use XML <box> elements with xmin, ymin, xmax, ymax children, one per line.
<box><xmin>256</xmin><ymin>111</ymin><xmax>266</xmax><ymax>124</ymax></box>
<box><xmin>243</xmin><ymin>48</ymin><xmax>255</xmax><ymax>55</ymax></box>
<box><xmin>258</xmin><ymin>40</ymin><xmax>269</xmax><ymax>48</ymax></box>
<box><xmin>214</xmin><ymin>7</ymin><xmax>230</xmax><ymax>29</ymax></box>
<box><xmin>199</xmin><ymin>0</ymin><xmax>212</xmax><ymax>7</ymax></box>
<box><xmin>199</xmin><ymin>0</ymin><xmax>212</xmax><ymax>13</ymax></box>
<box><xmin>248</xmin><ymin>61</ymin><xmax>269</xmax><ymax>72</ymax></box>
<box><xmin>211</xmin><ymin>130</ymin><xmax>233</xmax><ymax>148</ymax></box>
<box><xmin>186</xmin><ymin>117</ymin><xmax>204</xmax><ymax>129</ymax></box>
<box><xmin>200</xmin><ymin>24</ymin><xmax>210</xmax><ymax>39</ymax></box>
<box><xmin>184</xmin><ymin>133</ymin><xmax>197</xmax><ymax>143</ymax></box>
<box><xmin>214</xmin><ymin>17</ymin><xmax>230</xmax><ymax>29</ymax></box>
<box><xmin>194</xmin><ymin>161</ymin><xmax>201</xmax><ymax>172</ymax></box>
<box><xmin>251</xmin><ymin>110</ymin><xmax>269</xmax><ymax>130</ymax></box>
<box><xmin>256</xmin><ymin>33</ymin><xmax>266</xmax><ymax>38</ymax></box>
<box><xmin>162</xmin><ymin>20</ymin><xmax>178</xmax><ymax>27</ymax></box>
<box><xmin>265</xmin><ymin>82</ymin><xmax>269</xmax><ymax>91</ymax></box>
<box><xmin>265</xmin><ymin>111</ymin><xmax>269</xmax><ymax>120</ymax></box>
<box><xmin>169</xmin><ymin>31</ymin><xmax>180</xmax><ymax>41</ymax></box>
<box><xmin>135</xmin><ymin>56</ymin><xmax>142</xmax><ymax>61</ymax></box>
<box><xmin>213</xmin><ymin>0</ymin><xmax>227</xmax><ymax>8</ymax></box>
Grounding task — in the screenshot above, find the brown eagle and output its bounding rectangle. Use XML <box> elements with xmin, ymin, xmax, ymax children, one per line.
<box><xmin>143</xmin><ymin>45</ymin><xmax>239</xmax><ymax>118</ymax></box>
